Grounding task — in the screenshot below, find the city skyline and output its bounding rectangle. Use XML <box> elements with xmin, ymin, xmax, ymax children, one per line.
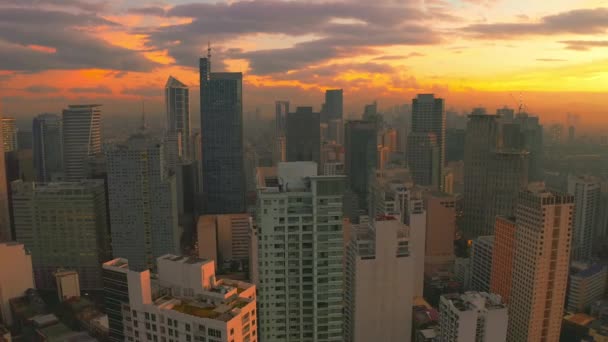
<box><xmin>0</xmin><ymin>1</ymin><xmax>608</xmax><ymax>129</ymax></box>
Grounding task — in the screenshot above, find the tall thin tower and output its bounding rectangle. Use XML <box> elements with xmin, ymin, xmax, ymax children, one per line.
<box><xmin>0</xmin><ymin>118</ymin><xmax>10</xmax><ymax>241</ymax></box>
<box><xmin>165</xmin><ymin>76</ymin><xmax>190</xmax><ymax>159</ymax></box>
<box><xmin>62</xmin><ymin>104</ymin><xmax>102</xmax><ymax>181</ymax></box>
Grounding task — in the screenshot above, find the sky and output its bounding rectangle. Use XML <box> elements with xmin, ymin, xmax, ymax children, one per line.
<box><xmin>1</xmin><ymin>0</ymin><xmax>608</xmax><ymax>128</ymax></box>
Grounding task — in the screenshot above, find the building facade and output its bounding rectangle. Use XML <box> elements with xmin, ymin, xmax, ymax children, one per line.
<box><xmin>165</xmin><ymin>76</ymin><xmax>191</xmax><ymax>160</ymax></box>
<box><xmin>490</xmin><ymin>216</ymin><xmax>517</xmax><ymax>303</ymax></box>
<box><xmin>567</xmin><ymin>175</ymin><xmax>600</xmax><ymax>261</ymax></box>
<box><xmin>411</xmin><ymin>94</ymin><xmax>445</xmax><ymax>186</ymax></box>
<box><xmin>0</xmin><ymin>242</ymin><xmax>34</xmax><ymax>326</ymax></box>
<box><xmin>197</xmin><ymin>213</ymin><xmax>251</xmax><ymax>271</ymax></box>
<box><xmin>0</xmin><ymin>117</ymin><xmax>17</xmax><ymax>152</ymax></box>
<box><xmin>12</xmin><ymin>180</ymin><xmax>110</xmax><ymax>289</ymax></box>
<box><xmin>407</xmin><ymin>132</ymin><xmax>439</xmax><ymax>188</ymax></box>
<box><xmin>424</xmin><ymin>192</ymin><xmax>456</xmax><ymax>274</ymax></box>
<box><xmin>323</xmin><ymin>89</ymin><xmax>343</xmax><ymax>123</ymax></box>
<box><xmin>62</xmin><ymin>104</ymin><xmax>102</xmax><ymax>181</ymax></box>
<box><xmin>470</xmin><ymin>236</ymin><xmax>494</xmax><ymax>292</ymax></box>
<box><xmin>345</xmin><ymin>121</ymin><xmax>377</xmax><ymax>211</ymax></box>
<box><xmin>567</xmin><ymin>262</ymin><xmax>607</xmax><ymax>313</ymax></box>
<box><xmin>32</xmin><ymin>113</ymin><xmax>63</xmax><ymax>182</ymax></box>
<box><xmin>0</xmin><ymin>119</ymin><xmax>9</xmax><ymax>242</ymax></box>
<box><xmin>286</xmin><ymin>107</ymin><xmax>321</xmax><ymax>166</ymax></box>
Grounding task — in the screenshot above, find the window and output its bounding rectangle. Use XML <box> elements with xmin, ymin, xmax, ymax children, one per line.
<box><xmin>186</xmin><ymin>324</ymin><xmax>191</xmax><ymax>332</ymax></box>
<box><xmin>209</xmin><ymin>329</ymin><xmax>222</xmax><ymax>338</ymax></box>
<box><xmin>230</xmin><ymin>328</ymin><xmax>234</xmax><ymax>335</ymax></box>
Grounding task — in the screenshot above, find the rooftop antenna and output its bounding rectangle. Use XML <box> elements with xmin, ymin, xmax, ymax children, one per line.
<box><xmin>510</xmin><ymin>92</ymin><xmax>525</xmax><ymax>116</ymax></box>
<box><xmin>207</xmin><ymin>41</ymin><xmax>211</xmax><ymax>60</ymax></box>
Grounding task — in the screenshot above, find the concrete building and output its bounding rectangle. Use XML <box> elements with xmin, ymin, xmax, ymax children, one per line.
<box><xmin>411</xmin><ymin>94</ymin><xmax>445</xmax><ymax>187</ymax></box>
<box><xmin>470</xmin><ymin>236</ymin><xmax>494</xmax><ymax>292</ymax></box>
<box><xmin>345</xmin><ymin>120</ymin><xmax>377</xmax><ymax>211</ymax></box>
<box><xmin>438</xmin><ymin>292</ymin><xmax>508</xmax><ymax>342</ymax></box>
<box><xmin>165</xmin><ymin>76</ymin><xmax>191</xmax><ymax>160</ymax></box>
<box><xmin>54</xmin><ymin>270</ymin><xmax>80</xmax><ymax>301</ymax></box>
<box><xmin>490</xmin><ymin>216</ymin><xmax>517</xmax><ymax>303</ymax></box>
<box><xmin>32</xmin><ymin>113</ymin><xmax>63</xmax><ymax>182</ymax></box>
<box><xmin>253</xmin><ymin>162</ymin><xmax>346</xmax><ymax>342</ymax></box>
<box><xmin>62</xmin><ymin>104</ymin><xmax>102</xmax><ymax>181</ymax></box>
<box><xmin>199</xmin><ymin>57</ymin><xmax>246</xmax><ymax>214</ymax></box>
<box><xmin>0</xmin><ymin>120</ymin><xmax>9</xmax><ymax>242</ymax></box>
<box><xmin>1</xmin><ymin>117</ymin><xmax>17</xmax><ymax>152</ymax></box>
<box><xmin>567</xmin><ymin>175</ymin><xmax>600</xmax><ymax>261</ymax></box>
<box><xmin>407</xmin><ymin>132</ymin><xmax>439</xmax><ymax>188</ymax></box>
<box><xmin>0</xmin><ymin>242</ymin><xmax>34</xmax><ymax>326</ymax></box>
<box><xmin>424</xmin><ymin>192</ymin><xmax>456</xmax><ymax>274</ymax></box>
<box><xmin>103</xmin><ymin>255</ymin><xmax>257</xmax><ymax>342</ymax></box>
<box><xmin>323</xmin><ymin>89</ymin><xmax>343</xmax><ymax>123</ymax></box>
<box><xmin>12</xmin><ymin>180</ymin><xmax>110</xmax><ymax>289</ymax></box>
<box><xmin>567</xmin><ymin>262</ymin><xmax>607</xmax><ymax>313</ymax></box>
<box><xmin>275</xmin><ymin>101</ymin><xmax>290</xmax><ymax>137</ymax></box>
<box><xmin>507</xmin><ymin>183</ymin><xmax>574</xmax><ymax>342</ymax></box>
<box><xmin>369</xmin><ymin>167</ymin><xmax>412</xmax><ymax>219</ymax></box>
<box><xmin>286</xmin><ymin>107</ymin><xmax>321</xmax><ymax>166</ymax></box>
<box><xmin>345</xmin><ymin>218</ymin><xmax>414</xmax><ymax>342</ymax></box>
<box><xmin>454</xmin><ymin>257</ymin><xmax>472</xmax><ymax>290</ymax></box>
<box><xmin>197</xmin><ymin>214</ymin><xmax>251</xmax><ymax>271</ymax></box>
<box><xmin>106</xmin><ymin>134</ymin><xmax>180</xmax><ymax>271</ymax></box>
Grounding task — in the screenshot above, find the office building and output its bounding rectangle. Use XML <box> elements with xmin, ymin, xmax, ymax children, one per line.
<box><xmin>104</xmin><ymin>255</ymin><xmax>257</xmax><ymax>342</ymax></box>
<box><xmin>490</xmin><ymin>216</ymin><xmax>517</xmax><ymax>303</ymax></box>
<box><xmin>1</xmin><ymin>117</ymin><xmax>17</xmax><ymax>152</ymax></box>
<box><xmin>327</xmin><ymin>119</ymin><xmax>343</xmax><ymax>145</ymax></box>
<box><xmin>446</xmin><ymin>128</ymin><xmax>465</xmax><ymax>162</ymax></box>
<box><xmin>106</xmin><ymin>134</ymin><xmax>180</xmax><ymax>271</ymax></box>
<box><xmin>165</xmin><ymin>76</ymin><xmax>191</xmax><ymax>159</ymax></box>
<box><xmin>323</xmin><ymin>89</ymin><xmax>343</xmax><ymax>123</ymax></box>
<box><xmin>513</xmin><ymin>114</ymin><xmax>543</xmax><ymax>181</ymax></box>
<box><xmin>254</xmin><ymin>162</ymin><xmax>346</xmax><ymax>342</ymax></box>
<box><xmin>369</xmin><ymin>167</ymin><xmax>412</xmax><ymax>219</ymax></box>
<box><xmin>363</xmin><ymin>101</ymin><xmax>378</xmax><ymax>120</ymax></box>
<box><xmin>438</xmin><ymin>292</ymin><xmax>508</xmax><ymax>342</ymax></box>
<box><xmin>567</xmin><ymin>175</ymin><xmax>600</xmax><ymax>261</ymax></box>
<box><xmin>410</xmin><ymin>94</ymin><xmax>445</xmax><ymax>185</ymax></box>
<box><xmin>54</xmin><ymin>270</ymin><xmax>80</xmax><ymax>301</ymax></box>
<box><xmin>407</xmin><ymin>132</ymin><xmax>439</xmax><ymax>187</ymax></box>
<box><xmin>276</xmin><ymin>101</ymin><xmax>290</xmax><ymax>136</ymax></box>
<box><xmin>345</xmin><ymin>218</ymin><xmax>414</xmax><ymax>342</ymax></box>
<box><xmin>408</xmin><ymin>191</ymin><xmax>427</xmax><ymax>297</ymax></box>
<box><xmin>507</xmin><ymin>184</ymin><xmax>574</xmax><ymax>341</ymax></box>
<box><xmin>11</xmin><ymin>180</ymin><xmax>110</xmax><ymax>289</ymax></box>
<box><xmin>0</xmin><ymin>242</ymin><xmax>34</xmax><ymax>326</ymax></box>
<box><xmin>567</xmin><ymin>262</ymin><xmax>607</xmax><ymax>313</ymax></box>
<box><xmin>345</xmin><ymin>120</ymin><xmax>377</xmax><ymax>210</ymax></box>
<box><xmin>199</xmin><ymin>56</ymin><xmax>245</xmax><ymax>214</ymax></box>
<box><xmin>62</xmin><ymin>104</ymin><xmax>102</xmax><ymax>181</ymax></box>
<box><xmin>470</xmin><ymin>236</ymin><xmax>494</xmax><ymax>292</ymax></box>
<box><xmin>32</xmin><ymin>113</ymin><xmax>63</xmax><ymax>182</ymax></box>
<box><xmin>286</xmin><ymin>107</ymin><xmax>321</xmax><ymax>165</ymax></box>
<box><xmin>197</xmin><ymin>214</ymin><xmax>251</xmax><ymax>271</ymax></box>
<box><xmin>424</xmin><ymin>192</ymin><xmax>456</xmax><ymax>274</ymax></box>
<box><xmin>0</xmin><ymin>120</ymin><xmax>9</xmax><ymax>242</ymax></box>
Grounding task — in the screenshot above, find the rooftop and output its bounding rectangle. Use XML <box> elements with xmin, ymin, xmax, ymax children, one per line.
<box><xmin>156</xmin><ymin>293</ymin><xmax>253</xmax><ymax>322</ymax></box>
<box><xmin>159</xmin><ymin>254</ymin><xmax>212</xmax><ymax>266</ymax></box>
<box><xmin>442</xmin><ymin>292</ymin><xmax>506</xmax><ymax>312</ymax></box>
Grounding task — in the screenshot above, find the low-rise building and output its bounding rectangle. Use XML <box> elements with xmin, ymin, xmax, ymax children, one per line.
<box><xmin>567</xmin><ymin>262</ymin><xmax>608</xmax><ymax>313</ymax></box>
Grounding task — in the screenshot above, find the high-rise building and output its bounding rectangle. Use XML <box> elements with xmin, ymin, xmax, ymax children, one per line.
<box><xmin>0</xmin><ymin>120</ymin><xmax>9</xmax><ymax>242</ymax></box>
<box><xmin>253</xmin><ymin>162</ymin><xmax>346</xmax><ymax>342</ymax></box>
<box><xmin>410</xmin><ymin>94</ymin><xmax>445</xmax><ymax>186</ymax></box>
<box><xmin>199</xmin><ymin>57</ymin><xmax>245</xmax><ymax>214</ymax></box>
<box><xmin>345</xmin><ymin>218</ymin><xmax>414</xmax><ymax>342</ymax></box>
<box><xmin>165</xmin><ymin>76</ymin><xmax>191</xmax><ymax>159</ymax></box>
<box><xmin>62</xmin><ymin>104</ymin><xmax>102</xmax><ymax>181</ymax></box>
<box><xmin>496</xmin><ymin>107</ymin><xmax>515</xmax><ymax>122</ymax></box>
<box><xmin>507</xmin><ymin>183</ymin><xmax>574</xmax><ymax>341</ymax></box>
<box><xmin>369</xmin><ymin>167</ymin><xmax>412</xmax><ymax>219</ymax></box>
<box><xmin>490</xmin><ymin>216</ymin><xmax>517</xmax><ymax>303</ymax></box>
<box><xmin>197</xmin><ymin>213</ymin><xmax>251</xmax><ymax>271</ymax></box>
<box><xmin>275</xmin><ymin>100</ymin><xmax>290</xmax><ymax>136</ymax></box>
<box><xmin>11</xmin><ymin>180</ymin><xmax>110</xmax><ymax>289</ymax></box>
<box><xmin>438</xmin><ymin>292</ymin><xmax>508</xmax><ymax>342</ymax></box>
<box><xmin>567</xmin><ymin>175</ymin><xmax>600</xmax><ymax>261</ymax></box>
<box><xmin>424</xmin><ymin>192</ymin><xmax>456</xmax><ymax>274</ymax></box>
<box><xmin>470</xmin><ymin>236</ymin><xmax>494</xmax><ymax>292</ymax></box>
<box><xmin>104</xmin><ymin>255</ymin><xmax>257</xmax><ymax>342</ymax></box>
<box><xmin>323</xmin><ymin>89</ymin><xmax>343</xmax><ymax>123</ymax></box>
<box><xmin>567</xmin><ymin>262</ymin><xmax>607</xmax><ymax>313</ymax></box>
<box><xmin>345</xmin><ymin>121</ymin><xmax>377</xmax><ymax>211</ymax></box>
<box><xmin>1</xmin><ymin>117</ymin><xmax>17</xmax><ymax>152</ymax></box>
<box><xmin>286</xmin><ymin>107</ymin><xmax>321</xmax><ymax>165</ymax></box>
<box><xmin>446</xmin><ymin>128</ymin><xmax>465</xmax><ymax>162</ymax></box>
<box><xmin>0</xmin><ymin>242</ymin><xmax>34</xmax><ymax>326</ymax></box>
<box><xmin>106</xmin><ymin>134</ymin><xmax>180</xmax><ymax>271</ymax></box>
<box><xmin>406</xmin><ymin>132</ymin><xmax>439</xmax><ymax>187</ymax></box>
<box><xmin>32</xmin><ymin>113</ymin><xmax>63</xmax><ymax>182</ymax></box>
<box><xmin>513</xmin><ymin>114</ymin><xmax>543</xmax><ymax>181</ymax></box>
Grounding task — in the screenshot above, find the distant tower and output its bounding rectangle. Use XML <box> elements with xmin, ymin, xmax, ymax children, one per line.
<box><xmin>410</xmin><ymin>94</ymin><xmax>445</xmax><ymax>188</ymax></box>
<box><xmin>567</xmin><ymin>175</ymin><xmax>600</xmax><ymax>261</ymax></box>
<box><xmin>286</xmin><ymin>107</ymin><xmax>321</xmax><ymax>165</ymax></box>
<box><xmin>345</xmin><ymin>120</ymin><xmax>377</xmax><ymax>212</ymax></box>
<box><xmin>62</xmin><ymin>104</ymin><xmax>102</xmax><ymax>181</ymax></box>
<box><xmin>0</xmin><ymin>117</ymin><xmax>18</xmax><ymax>152</ymax></box>
<box><xmin>165</xmin><ymin>76</ymin><xmax>190</xmax><ymax>159</ymax></box>
<box><xmin>33</xmin><ymin>113</ymin><xmax>63</xmax><ymax>182</ymax></box>
<box><xmin>0</xmin><ymin>119</ymin><xmax>9</xmax><ymax>241</ymax></box>
<box><xmin>323</xmin><ymin>89</ymin><xmax>343</xmax><ymax>123</ymax></box>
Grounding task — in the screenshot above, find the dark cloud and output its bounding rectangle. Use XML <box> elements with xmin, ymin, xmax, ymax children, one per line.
<box><xmin>560</xmin><ymin>40</ymin><xmax>608</xmax><ymax>51</ymax></box>
<box><xmin>373</xmin><ymin>52</ymin><xmax>425</xmax><ymax>61</ymax></box>
<box><xmin>69</xmin><ymin>86</ymin><xmax>112</xmax><ymax>94</ymax></box>
<box><xmin>463</xmin><ymin>7</ymin><xmax>608</xmax><ymax>38</ymax></box>
<box><xmin>1</xmin><ymin>0</ymin><xmax>108</xmax><ymax>12</ymax></box>
<box><xmin>140</xmin><ymin>0</ymin><xmax>443</xmax><ymax>73</ymax></box>
<box><xmin>25</xmin><ymin>85</ymin><xmax>60</xmax><ymax>93</ymax></box>
<box><xmin>0</xmin><ymin>7</ymin><xmax>157</xmax><ymax>72</ymax></box>
<box><xmin>127</xmin><ymin>6</ymin><xmax>166</xmax><ymax>17</ymax></box>
<box><xmin>121</xmin><ymin>87</ymin><xmax>162</xmax><ymax>97</ymax></box>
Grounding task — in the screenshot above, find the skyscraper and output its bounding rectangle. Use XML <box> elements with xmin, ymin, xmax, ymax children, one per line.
<box><xmin>490</xmin><ymin>216</ymin><xmax>517</xmax><ymax>303</ymax></box>
<box><xmin>165</xmin><ymin>76</ymin><xmax>191</xmax><ymax>160</ymax></box>
<box><xmin>345</xmin><ymin>120</ymin><xmax>377</xmax><ymax>211</ymax></box>
<box><xmin>424</xmin><ymin>192</ymin><xmax>456</xmax><ymax>274</ymax></box>
<box><xmin>0</xmin><ymin>242</ymin><xmax>34</xmax><ymax>326</ymax></box>
<box><xmin>0</xmin><ymin>119</ymin><xmax>9</xmax><ymax>242</ymax></box>
<box><xmin>324</xmin><ymin>89</ymin><xmax>343</xmax><ymax>123</ymax></box>
<box><xmin>254</xmin><ymin>162</ymin><xmax>346</xmax><ymax>342</ymax></box>
<box><xmin>199</xmin><ymin>57</ymin><xmax>245</xmax><ymax>214</ymax></box>
<box><xmin>410</xmin><ymin>94</ymin><xmax>445</xmax><ymax>187</ymax></box>
<box><xmin>32</xmin><ymin>113</ymin><xmax>63</xmax><ymax>182</ymax></box>
<box><xmin>507</xmin><ymin>183</ymin><xmax>574</xmax><ymax>341</ymax></box>
<box><xmin>286</xmin><ymin>106</ymin><xmax>321</xmax><ymax>165</ymax></box>
<box><xmin>567</xmin><ymin>175</ymin><xmax>600</xmax><ymax>261</ymax></box>
<box><xmin>1</xmin><ymin>117</ymin><xmax>17</xmax><ymax>152</ymax></box>
<box><xmin>11</xmin><ymin>179</ymin><xmax>110</xmax><ymax>289</ymax></box>
<box><xmin>62</xmin><ymin>104</ymin><xmax>102</xmax><ymax>181</ymax></box>
<box><xmin>470</xmin><ymin>236</ymin><xmax>494</xmax><ymax>292</ymax></box>
<box><xmin>276</xmin><ymin>100</ymin><xmax>290</xmax><ymax>137</ymax></box>
<box><xmin>105</xmin><ymin>134</ymin><xmax>180</xmax><ymax>271</ymax></box>
<box><xmin>406</xmin><ymin>132</ymin><xmax>439</xmax><ymax>187</ymax></box>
